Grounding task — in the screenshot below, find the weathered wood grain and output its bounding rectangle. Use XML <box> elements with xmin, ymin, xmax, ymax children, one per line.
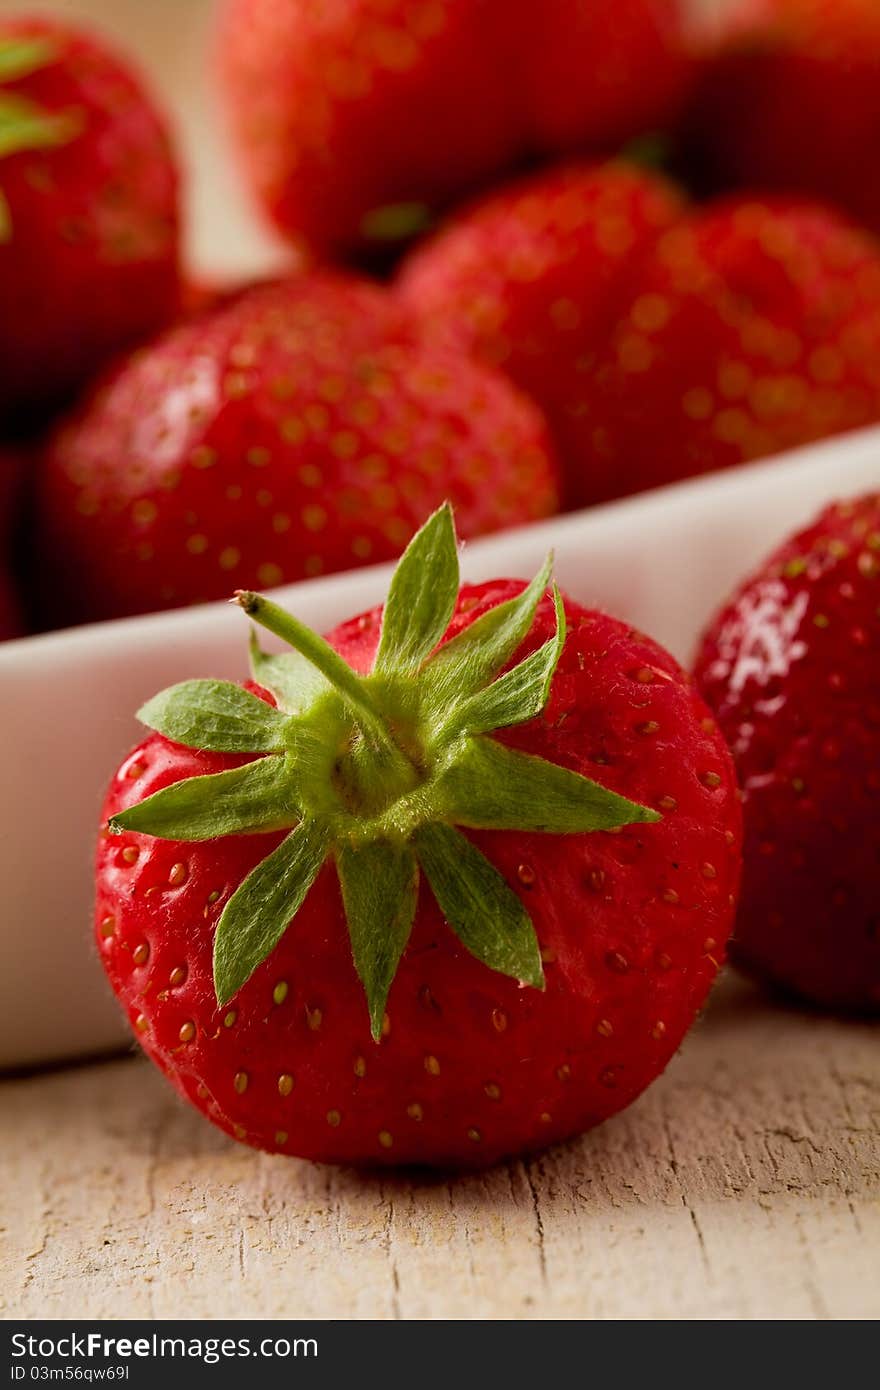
<box><xmin>2</xmin><ymin>977</ymin><xmax>878</xmax><ymax>1320</ymax></box>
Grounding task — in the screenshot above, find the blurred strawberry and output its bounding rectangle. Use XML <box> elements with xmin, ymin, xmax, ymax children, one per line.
<box><xmin>179</xmin><ymin>279</ymin><xmax>229</xmax><ymax>319</ymax></box>
<box><xmin>508</xmin><ymin>0</ymin><xmax>695</xmax><ymax>158</ymax></box>
<box><xmin>397</xmin><ymin>160</ymin><xmax>686</xmax><ymax>506</ymax></box>
<box><xmin>0</xmin><ymin>17</ymin><xmax>180</xmax><ymax>423</ymax></box>
<box><xmin>688</xmin><ymin>0</ymin><xmax>880</xmax><ymax>235</ymax></box>
<box><xmin>218</xmin><ymin>0</ymin><xmax>517</xmax><ymax>261</ymax></box>
<box><xmin>218</xmin><ymin>0</ymin><xmax>695</xmax><ymax>260</ymax></box>
<box><xmin>580</xmin><ymin>197</ymin><xmax>880</xmax><ymax>501</ymax></box>
<box><xmin>36</xmin><ymin>273</ymin><xmax>560</xmax><ymax>627</ymax></box>
<box><xmin>695</xmin><ymin>493</ymin><xmax>880</xmax><ymax>1012</ymax></box>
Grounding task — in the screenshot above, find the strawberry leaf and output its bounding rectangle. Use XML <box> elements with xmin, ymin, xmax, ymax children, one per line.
<box><xmin>441</xmin><ymin>584</ymin><xmax>566</xmax><ymax>738</ymax></box>
<box><xmin>138</xmin><ymin>679</ymin><xmax>292</xmax><ymax>753</ymax></box>
<box><xmin>425</xmin><ymin>555</ymin><xmax>553</xmax><ymax>711</ymax></box>
<box><xmin>437</xmin><ymin>737</ymin><xmax>659</xmax><ymax>834</ymax></box>
<box><xmin>621</xmin><ymin>130</ymin><xmax>673</xmax><ymax>173</ymax></box>
<box><xmin>415</xmin><ymin>822</ymin><xmax>544</xmax><ymax>989</ymax></box>
<box><xmin>108</xmin><ymin>755</ymin><xmax>298</xmax><ymax>841</ymax></box>
<box><xmin>361</xmin><ymin>201</ymin><xmax>432</xmax><ymax>243</ymax></box>
<box><xmin>0</xmin><ymin>36</ymin><xmax>59</xmax><ymax>83</ymax></box>
<box><xmin>0</xmin><ymin>93</ymin><xmax>81</xmax><ymax>159</ymax></box>
<box><xmin>236</xmin><ymin>590</ymin><xmax>400</xmax><ymax>758</ymax></box>
<box><xmin>0</xmin><ymin>38</ymin><xmax>81</xmax><ymax>241</ymax></box>
<box><xmin>373</xmin><ymin>503</ymin><xmax>459</xmax><ymax>675</ymax></box>
<box><xmin>249</xmin><ymin>631</ymin><xmax>329</xmax><ymax>714</ymax></box>
<box><xmin>214</xmin><ymin>819</ymin><xmax>329</xmax><ymax>1005</ymax></box>
<box><xmin>337</xmin><ymin>840</ymin><xmax>419</xmax><ymax>1041</ymax></box>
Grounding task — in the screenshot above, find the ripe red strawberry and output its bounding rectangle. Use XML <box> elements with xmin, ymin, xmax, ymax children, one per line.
<box><xmin>695</xmin><ymin>494</ymin><xmax>880</xmax><ymax>1013</ymax></box>
<box><xmin>36</xmin><ymin>273</ymin><xmax>559</xmax><ymax>627</ymax></box>
<box><xmin>218</xmin><ymin>0</ymin><xmax>517</xmax><ymax>260</ymax></box>
<box><xmin>506</xmin><ymin>0</ymin><xmax>695</xmax><ymax>159</ymax></box>
<box><xmin>96</xmin><ymin>506</ymin><xmax>741</xmax><ymax>1166</ymax></box>
<box><xmin>179</xmin><ymin>279</ymin><xmax>228</xmax><ymax>320</ymax></box>
<box><xmin>580</xmin><ymin>197</ymin><xmax>880</xmax><ymax>502</ymax></box>
<box><xmin>217</xmin><ymin>0</ymin><xmax>695</xmax><ymax>260</ymax></box>
<box><xmin>0</xmin><ymin>17</ymin><xmax>180</xmax><ymax>422</ymax></box>
<box><xmin>396</xmin><ymin>160</ymin><xmax>686</xmax><ymax>507</ymax></box>
<box><xmin>689</xmin><ymin>0</ymin><xmax>880</xmax><ymax>237</ymax></box>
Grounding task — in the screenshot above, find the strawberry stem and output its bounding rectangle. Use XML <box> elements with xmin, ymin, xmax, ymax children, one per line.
<box><xmin>234</xmin><ymin>590</ymin><xmax>403</xmax><ymax>762</ymax></box>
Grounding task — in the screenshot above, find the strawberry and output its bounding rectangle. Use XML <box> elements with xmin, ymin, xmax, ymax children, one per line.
<box><xmin>218</xmin><ymin>0</ymin><xmax>517</xmax><ymax>261</ymax></box>
<box><xmin>396</xmin><ymin>160</ymin><xmax>686</xmax><ymax>507</ymax></box>
<box><xmin>579</xmin><ymin>197</ymin><xmax>880</xmax><ymax>502</ymax></box>
<box><xmin>217</xmin><ymin>0</ymin><xmax>694</xmax><ymax>260</ymax></box>
<box><xmin>36</xmin><ymin>273</ymin><xmax>559</xmax><ymax>627</ymax></box>
<box><xmin>695</xmin><ymin>494</ymin><xmax>880</xmax><ymax>1013</ymax></box>
<box><xmin>0</xmin><ymin>17</ymin><xmax>180</xmax><ymax>422</ymax></box>
<box><xmin>688</xmin><ymin>0</ymin><xmax>880</xmax><ymax>237</ymax></box>
<box><xmin>96</xmin><ymin>506</ymin><xmax>741</xmax><ymax>1166</ymax></box>
<box><xmin>179</xmin><ymin>279</ymin><xmax>228</xmax><ymax>320</ymax></box>
<box><xmin>505</xmin><ymin>0</ymin><xmax>695</xmax><ymax>159</ymax></box>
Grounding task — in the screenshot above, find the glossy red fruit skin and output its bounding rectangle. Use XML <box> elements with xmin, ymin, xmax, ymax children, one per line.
<box><xmin>582</xmin><ymin>197</ymin><xmax>880</xmax><ymax>502</ymax></box>
<box><xmin>36</xmin><ymin>273</ymin><xmax>559</xmax><ymax>627</ymax></box>
<box><xmin>218</xmin><ymin>0</ymin><xmax>519</xmax><ymax>260</ymax></box>
<box><xmin>695</xmin><ymin>496</ymin><xmax>880</xmax><ymax>1012</ymax></box>
<box><xmin>0</xmin><ymin>18</ymin><xmax>180</xmax><ymax>422</ymax></box>
<box><xmin>507</xmin><ymin>0</ymin><xmax>695</xmax><ymax>158</ymax></box>
<box><xmin>96</xmin><ymin>583</ymin><xmax>742</xmax><ymax>1168</ymax></box>
<box><xmin>689</xmin><ymin>0</ymin><xmax>880</xmax><ymax>237</ymax></box>
<box><xmin>396</xmin><ymin>161</ymin><xmax>686</xmax><ymax>508</ymax></box>
<box><xmin>218</xmin><ymin>0</ymin><xmax>694</xmax><ymax>259</ymax></box>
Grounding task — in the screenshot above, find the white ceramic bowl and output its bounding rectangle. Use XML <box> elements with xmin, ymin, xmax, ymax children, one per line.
<box><xmin>2</xmin><ymin>427</ymin><xmax>878</xmax><ymax>1070</ymax></box>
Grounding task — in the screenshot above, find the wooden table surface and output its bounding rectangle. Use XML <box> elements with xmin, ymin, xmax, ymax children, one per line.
<box><xmin>2</xmin><ymin>976</ymin><xmax>877</xmax><ymax>1321</ymax></box>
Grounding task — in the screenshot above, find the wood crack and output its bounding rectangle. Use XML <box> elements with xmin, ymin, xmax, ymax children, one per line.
<box><xmin>524</xmin><ymin>1160</ymin><xmax>548</xmax><ymax>1286</ymax></box>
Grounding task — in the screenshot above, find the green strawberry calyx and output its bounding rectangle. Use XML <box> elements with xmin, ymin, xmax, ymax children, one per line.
<box><xmin>360</xmin><ymin>201</ymin><xmax>433</xmax><ymax>244</ymax></box>
<box><xmin>108</xmin><ymin>505</ymin><xmax>660</xmax><ymax>1040</ymax></box>
<box><xmin>0</xmin><ymin>34</ymin><xmax>83</xmax><ymax>242</ymax></box>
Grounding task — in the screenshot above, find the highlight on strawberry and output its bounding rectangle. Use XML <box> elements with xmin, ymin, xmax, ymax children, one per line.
<box><xmin>97</xmin><ymin>504</ymin><xmax>741</xmax><ymax>1167</ymax></box>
